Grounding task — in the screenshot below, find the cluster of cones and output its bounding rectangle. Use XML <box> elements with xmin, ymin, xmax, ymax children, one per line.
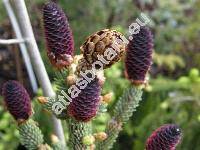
<box><xmin>1</xmin><ymin>1</ymin><xmax>182</xmax><ymax>150</ymax></box>
<box><xmin>42</xmin><ymin>1</ymin><xmax>153</xmax><ymax>122</ymax></box>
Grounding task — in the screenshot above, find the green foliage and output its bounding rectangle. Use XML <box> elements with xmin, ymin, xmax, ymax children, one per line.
<box><xmin>153</xmin><ymin>53</ymin><xmax>185</xmax><ymax>71</ymax></box>
<box><xmin>54</xmin><ymin>70</ymin><xmax>69</xmax><ymax>92</ymax></box>
<box><xmin>0</xmin><ymin>102</ymin><xmax>19</xmax><ymax>150</ymax></box>
<box><xmin>0</xmin><ymin>1</ymin><xmax>7</xmax><ymax>22</ymax></box>
<box><xmin>97</xmin><ymin>87</ymin><xmax>143</xmax><ymax>150</ymax></box>
<box><xmin>96</xmin><ymin>119</ymin><xmax>121</xmax><ymax>150</ymax></box>
<box><xmin>68</xmin><ymin>119</ymin><xmax>92</xmax><ymax>150</ymax></box>
<box><xmin>18</xmin><ymin>119</ymin><xmax>44</xmax><ymax>150</ymax></box>
<box><xmin>38</xmin><ymin>70</ymin><xmax>70</xmax><ymax>119</ymax></box>
<box><xmin>103</xmin><ymin>62</ymin><xmax>130</xmax><ymax>104</ymax></box>
<box><xmin>52</xmin><ymin>140</ymin><xmax>66</xmax><ymax>150</ymax></box>
<box><xmin>131</xmin><ymin>68</ymin><xmax>200</xmax><ymax>150</ymax></box>
<box><xmin>113</xmin><ymin>87</ymin><xmax>143</xmax><ymax>123</ymax></box>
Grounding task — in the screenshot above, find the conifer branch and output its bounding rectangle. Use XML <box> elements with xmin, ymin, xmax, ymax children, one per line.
<box><xmin>68</xmin><ymin>119</ymin><xmax>92</xmax><ymax>150</ymax></box>
<box><xmin>18</xmin><ymin>119</ymin><xmax>44</xmax><ymax>150</ymax></box>
<box><xmin>96</xmin><ymin>87</ymin><xmax>143</xmax><ymax>149</ymax></box>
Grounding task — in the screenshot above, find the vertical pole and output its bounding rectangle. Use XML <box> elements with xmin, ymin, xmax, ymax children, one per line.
<box><xmin>12</xmin><ymin>0</ymin><xmax>65</xmax><ymax>144</ymax></box>
<box><xmin>2</xmin><ymin>0</ymin><xmax>38</xmax><ymax>93</ymax></box>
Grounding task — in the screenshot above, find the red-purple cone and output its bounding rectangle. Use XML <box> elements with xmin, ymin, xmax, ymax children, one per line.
<box><xmin>68</xmin><ymin>78</ymin><xmax>101</xmax><ymax>122</ymax></box>
<box><xmin>43</xmin><ymin>2</ymin><xmax>74</xmax><ymax>69</ymax></box>
<box><xmin>125</xmin><ymin>27</ymin><xmax>153</xmax><ymax>85</ymax></box>
<box><xmin>2</xmin><ymin>81</ymin><xmax>32</xmax><ymax>123</ymax></box>
<box><xmin>146</xmin><ymin>124</ymin><xmax>182</xmax><ymax>150</ymax></box>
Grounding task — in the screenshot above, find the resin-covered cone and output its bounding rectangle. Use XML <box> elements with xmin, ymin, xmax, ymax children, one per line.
<box><xmin>125</xmin><ymin>27</ymin><xmax>153</xmax><ymax>85</ymax></box>
<box><xmin>146</xmin><ymin>124</ymin><xmax>182</xmax><ymax>150</ymax></box>
<box><xmin>81</xmin><ymin>29</ymin><xmax>126</xmax><ymax>69</ymax></box>
<box><xmin>43</xmin><ymin>2</ymin><xmax>74</xmax><ymax>69</ymax></box>
<box><xmin>68</xmin><ymin>78</ymin><xmax>101</xmax><ymax>122</ymax></box>
<box><xmin>2</xmin><ymin>81</ymin><xmax>32</xmax><ymax>123</ymax></box>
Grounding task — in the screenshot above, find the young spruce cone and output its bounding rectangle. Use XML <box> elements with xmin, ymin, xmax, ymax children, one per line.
<box><xmin>43</xmin><ymin>2</ymin><xmax>74</xmax><ymax>69</ymax></box>
<box><xmin>125</xmin><ymin>27</ymin><xmax>153</xmax><ymax>85</ymax></box>
<box><xmin>81</xmin><ymin>29</ymin><xmax>126</xmax><ymax>69</ymax></box>
<box><xmin>2</xmin><ymin>80</ymin><xmax>32</xmax><ymax>123</ymax></box>
<box><xmin>68</xmin><ymin>78</ymin><xmax>101</xmax><ymax>122</ymax></box>
<box><xmin>146</xmin><ymin>124</ymin><xmax>182</xmax><ymax>150</ymax></box>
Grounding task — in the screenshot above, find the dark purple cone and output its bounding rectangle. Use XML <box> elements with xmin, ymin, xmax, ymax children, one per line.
<box><xmin>146</xmin><ymin>124</ymin><xmax>182</xmax><ymax>150</ymax></box>
<box><xmin>43</xmin><ymin>2</ymin><xmax>74</xmax><ymax>69</ymax></box>
<box><xmin>125</xmin><ymin>26</ymin><xmax>153</xmax><ymax>85</ymax></box>
<box><xmin>2</xmin><ymin>81</ymin><xmax>32</xmax><ymax>123</ymax></box>
<box><xmin>68</xmin><ymin>78</ymin><xmax>101</xmax><ymax>122</ymax></box>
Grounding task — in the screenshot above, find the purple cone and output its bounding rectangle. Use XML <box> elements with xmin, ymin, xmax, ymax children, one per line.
<box><xmin>43</xmin><ymin>2</ymin><xmax>74</xmax><ymax>69</ymax></box>
<box><xmin>2</xmin><ymin>80</ymin><xmax>32</xmax><ymax>122</ymax></box>
<box><xmin>68</xmin><ymin>78</ymin><xmax>101</xmax><ymax>122</ymax></box>
<box><xmin>146</xmin><ymin>124</ymin><xmax>182</xmax><ymax>150</ymax></box>
<box><xmin>125</xmin><ymin>27</ymin><xmax>153</xmax><ymax>85</ymax></box>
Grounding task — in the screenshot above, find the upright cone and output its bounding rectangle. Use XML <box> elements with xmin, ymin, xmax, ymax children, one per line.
<box><xmin>68</xmin><ymin>78</ymin><xmax>101</xmax><ymax>122</ymax></box>
<box><xmin>43</xmin><ymin>2</ymin><xmax>74</xmax><ymax>69</ymax></box>
<box><xmin>125</xmin><ymin>27</ymin><xmax>153</xmax><ymax>85</ymax></box>
<box><xmin>146</xmin><ymin>124</ymin><xmax>182</xmax><ymax>150</ymax></box>
<box><xmin>2</xmin><ymin>80</ymin><xmax>32</xmax><ymax>123</ymax></box>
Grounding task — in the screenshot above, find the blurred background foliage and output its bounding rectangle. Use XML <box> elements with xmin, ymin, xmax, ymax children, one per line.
<box><xmin>0</xmin><ymin>0</ymin><xmax>200</xmax><ymax>149</ymax></box>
